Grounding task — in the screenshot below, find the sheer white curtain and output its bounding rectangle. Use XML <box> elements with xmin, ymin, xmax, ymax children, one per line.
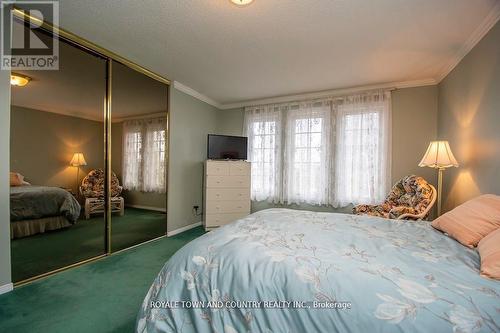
<box><xmin>244</xmin><ymin>90</ymin><xmax>391</xmax><ymax>207</ymax></box>
<box><xmin>243</xmin><ymin>105</ymin><xmax>283</xmax><ymax>203</ymax></box>
<box><xmin>122</xmin><ymin>117</ymin><xmax>167</xmax><ymax>193</ymax></box>
<box><xmin>333</xmin><ymin>91</ymin><xmax>391</xmax><ymax>207</ymax></box>
<box><xmin>283</xmin><ymin>100</ymin><xmax>333</xmax><ymax>205</ymax></box>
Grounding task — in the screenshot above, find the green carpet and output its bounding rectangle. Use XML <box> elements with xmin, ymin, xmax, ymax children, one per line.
<box><xmin>11</xmin><ymin>208</ymin><xmax>167</xmax><ymax>282</ymax></box>
<box><xmin>0</xmin><ymin>226</ymin><xmax>205</xmax><ymax>333</ymax></box>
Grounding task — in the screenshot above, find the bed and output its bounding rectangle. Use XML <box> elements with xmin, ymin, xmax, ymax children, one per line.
<box><xmin>10</xmin><ymin>185</ymin><xmax>81</xmax><ymax>239</ymax></box>
<box><xmin>136</xmin><ymin>209</ymin><xmax>500</xmax><ymax>333</ymax></box>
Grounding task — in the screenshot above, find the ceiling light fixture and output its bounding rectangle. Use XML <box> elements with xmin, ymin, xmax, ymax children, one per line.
<box><xmin>230</xmin><ymin>0</ymin><xmax>254</xmax><ymax>7</ymax></box>
<box><xmin>10</xmin><ymin>73</ymin><xmax>31</xmax><ymax>87</ymax></box>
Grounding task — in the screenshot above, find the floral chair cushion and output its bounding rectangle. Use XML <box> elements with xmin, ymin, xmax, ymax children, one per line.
<box><xmin>353</xmin><ymin>175</ymin><xmax>433</xmax><ymax>220</ymax></box>
<box><xmin>80</xmin><ymin>169</ymin><xmax>123</xmax><ymax>198</ymax></box>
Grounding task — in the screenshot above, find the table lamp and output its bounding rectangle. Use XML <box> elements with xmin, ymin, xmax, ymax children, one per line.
<box><xmin>418</xmin><ymin>141</ymin><xmax>459</xmax><ymax>216</ymax></box>
<box><xmin>70</xmin><ymin>152</ymin><xmax>87</xmax><ymax>194</ymax></box>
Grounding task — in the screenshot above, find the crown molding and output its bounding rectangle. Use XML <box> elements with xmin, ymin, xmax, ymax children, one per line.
<box><xmin>218</xmin><ymin>78</ymin><xmax>437</xmax><ymax>109</ymax></box>
<box><xmin>173</xmin><ymin>81</ymin><xmax>222</xmax><ymax>109</ymax></box>
<box><xmin>12</xmin><ymin>104</ymin><xmax>104</xmax><ymax>122</ymax></box>
<box><xmin>436</xmin><ymin>2</ymin><xmax>500</xmax><ymax>83</ymax></box>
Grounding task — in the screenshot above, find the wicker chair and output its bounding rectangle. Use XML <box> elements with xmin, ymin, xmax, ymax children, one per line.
<box><xmin>80</xmin><ymin>169</ymin><xmax>124</xmax><ymax>219</ymax></box>
<box><xmin>353</xmin><ymin>175</ymin><xmax>437</xmax><ymax>220</ymax></box>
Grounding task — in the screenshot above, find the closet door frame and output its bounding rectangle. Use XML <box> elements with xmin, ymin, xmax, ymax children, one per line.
<box><xmin>12</xmin><ymin>8</ymin><xmax>170</xmax><ymax>285</ymax></box>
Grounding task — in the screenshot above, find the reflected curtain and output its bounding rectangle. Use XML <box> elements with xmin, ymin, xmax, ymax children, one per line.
<box><xmin>122</xmin><ymin>120</ymin><xmax>143</xmax><ymax>191</ymax></box>
<box><xmin>143</xmin><ymin>118</ymin><xmax>167</xmax><ymax>193</ymax></box>
<box><xmin>122</xmin><ymin>117</ymin><xmax>167</xmax><ymax>193</ymax></box>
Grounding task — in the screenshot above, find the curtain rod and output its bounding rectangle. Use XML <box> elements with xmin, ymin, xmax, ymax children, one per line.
<box><xmin>246</xmin><ymin>87</ymin><xmax>396</xmax><ymax>109</ymax></box>
<box><xmin>112</xmin><ymin>111</ymin><xmax>167</xmax><ymax>123</ymax></box>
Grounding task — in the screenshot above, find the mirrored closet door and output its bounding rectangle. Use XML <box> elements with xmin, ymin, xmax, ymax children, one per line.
<box><xmin>110</xmin><ymin>61</ymin><xmax>169</xmax><ymax>252</ymax></box>
<box><xmin>9</xmin><ymin>19</ymin><xmax>107</xmax><ymax>282</ymax></box>
<box><xmin>9</xmin><ymin>11</ymin><xmax>170</xmax><ymax>284</ymax></box>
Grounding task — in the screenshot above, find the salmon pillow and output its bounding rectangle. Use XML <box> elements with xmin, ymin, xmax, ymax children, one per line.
<box><xmin>431</xmin><ymin>194</ymin><xmax>500</xmax><ymax>248</ymax></box>
<box><xmin>10</xmin><ymin>172</ymin><xmax>30</xmax><ymax>186</ymax></box>
<box><xmin>477</xmin><ymin>228</ymin><xmax>500</xmax><ymax>279</ymax></box>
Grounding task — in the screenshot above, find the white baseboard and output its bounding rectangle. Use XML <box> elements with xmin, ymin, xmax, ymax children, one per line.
<box><xmin>0</xmin><ymin>283</ymin><xmax>13</xmax><ymax>295</ymax></box>
<box><xmin>167</xmin><ymin>222</ymin><xmax>202</xmax><ymax>237</ymax></box>
<box><xmin>126</xmin><ymin>204</ymin><xmax>166</xmax><ymax>212</ymax></box>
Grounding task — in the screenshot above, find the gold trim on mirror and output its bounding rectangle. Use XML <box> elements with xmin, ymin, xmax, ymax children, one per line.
<box><xmin>105</xmin><ymin>60</ymin><xmax>113</xmax><ymax>254</ymax></box>
<box><xmin>11</xmin><ymin>8</ymin><xmax>171</xmax><ymax>85</ymax></box>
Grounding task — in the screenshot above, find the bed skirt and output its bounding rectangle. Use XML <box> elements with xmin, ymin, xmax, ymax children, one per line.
<box><xmin>11</xmin><ymin>216</ymin><xmax>73</xmax><ymax>239</ymax></box>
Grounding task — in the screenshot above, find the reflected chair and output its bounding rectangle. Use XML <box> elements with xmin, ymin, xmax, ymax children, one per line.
<box><xmin>353</xmin><ymin>175</ymin><xmax>437</xmax><ymax>220</ymax></box>
<box><xmin>80</xmin><ymin>169</ymin><xmax>124</xmax><ymax>219</ymax></box>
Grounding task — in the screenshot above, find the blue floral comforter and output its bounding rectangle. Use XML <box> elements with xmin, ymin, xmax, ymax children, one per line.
<box><xmin>137</xmin><ymin>209</ymin><xmax>500</xmax><ymax>333</ymax></box>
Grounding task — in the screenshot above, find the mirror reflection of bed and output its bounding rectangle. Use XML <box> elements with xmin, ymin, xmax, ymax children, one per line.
<box><xmin>9</xmin><ymin>20</ymin><xmax>168</xmax><ymax>283</ymax></box>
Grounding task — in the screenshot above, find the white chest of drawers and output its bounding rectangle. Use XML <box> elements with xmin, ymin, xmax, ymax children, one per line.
<box><xmin>204</xmin><ymin>160</ymin><xmax>251</xmax><ymax>231</ymax></box>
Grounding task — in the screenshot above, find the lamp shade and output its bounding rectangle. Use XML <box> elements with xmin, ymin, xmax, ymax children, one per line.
<box><xmin>230</xmin><ymin>0</ymin><xmax>254</xmax><ymax>6</ymax></box>
<box><xmin>10</xmin><ymin>73</ymin><xmax>31</xmax><ymax>87</ymax></box>
<box><xmin>419</xmin><ymin>141</ymin><xmax>459</xmax><ymax>169</ymax></box>
<box><xmin>70</xmin><ymin>153</ymin><xmax>87</xmax><ymax>167</ymax></box>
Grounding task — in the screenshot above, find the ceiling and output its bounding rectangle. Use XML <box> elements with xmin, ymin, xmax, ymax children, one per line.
<box><xmin>22</xmin><ymin>0</ymin><xmax>500</xmax><ymax>108</ymax></box>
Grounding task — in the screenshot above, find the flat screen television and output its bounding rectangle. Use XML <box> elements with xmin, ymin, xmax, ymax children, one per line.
<box><xmin>207</xmin><ymin>134</ymin><xmax>248</xmax><ymax>160</ymax></box>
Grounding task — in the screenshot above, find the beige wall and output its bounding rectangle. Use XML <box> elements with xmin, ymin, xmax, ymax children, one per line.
<box><xmin>391</xmin><ymin>86</ymin><xmax>438</xmax><ymax>186</ymax></box>
<box><xmin>111</xmin><ymin>123</ymin><xmax>166</xmax><ymax>210</ymax></box>
<box><xmin>216</xmin><ymin>108</ymin><xmax>245</xmax><ymax>136</ymax></box>
<box><xmin>0</xmin><ymin>70</ymin><xmax>12</xmax><ymax>288</ymax></box>
<box><xmin>167</xmin><ymin>88</ymin><xmax>218</xmax><ymax>232</ymax></box>
<box><xmin>216</xmin><ymin>86</ymin><xmax>439</xmax><ymax>213</ymax></box>
<box><xmin>10</xmin><ymin>106</ymin><xmax>104</xmax><ymax>193</ymax></box>
<box><xmin>438</xmin><ymin>21</ymin><xmax>500</xmax><ymax>212</ymax></box>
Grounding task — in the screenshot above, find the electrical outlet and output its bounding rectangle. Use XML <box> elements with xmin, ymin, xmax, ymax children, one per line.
<box><xmin>193</xmin><ymin>205</ymin><xmax>200</xmax><ymax>215</ymax></box>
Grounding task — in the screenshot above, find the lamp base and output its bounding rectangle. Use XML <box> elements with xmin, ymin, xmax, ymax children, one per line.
<box><xmin>75</xmin><ymin>167</ymin><xmax>80</xmax><ymax>198</ymax></box>
<box><xmin>437</xmin><ymin>168</ymin><xmax>444</xmax><ymax>217</ymax></box>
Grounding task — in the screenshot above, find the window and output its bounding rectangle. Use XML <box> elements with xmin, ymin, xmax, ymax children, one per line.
<box><xmin>251</xmin><ymin>120</ymin><xmax>278</xmax><ymax>200</ymax></box>
<box><xmin>244</xmin><ymin>107</ymin><xmax>282</xmax><ymax>203</ymax></box>
<box><xmin>244</xmin><ymin>91</ymin><xmax>391</xmax><ymax>207</ymax></box>
<box><xmin>284</xmin><ymin>104</ymin><xmax>331</xmax><ymax>205</ymax></box>
<box><xmin>122</xmin><ymin>117</ymin><xmax>167</xmax><ymax>193</ymax></box>
<box><xmin>334</xmin><ymin>95</ymin><xmax>391</xmax><ymax>207</ymax></box>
